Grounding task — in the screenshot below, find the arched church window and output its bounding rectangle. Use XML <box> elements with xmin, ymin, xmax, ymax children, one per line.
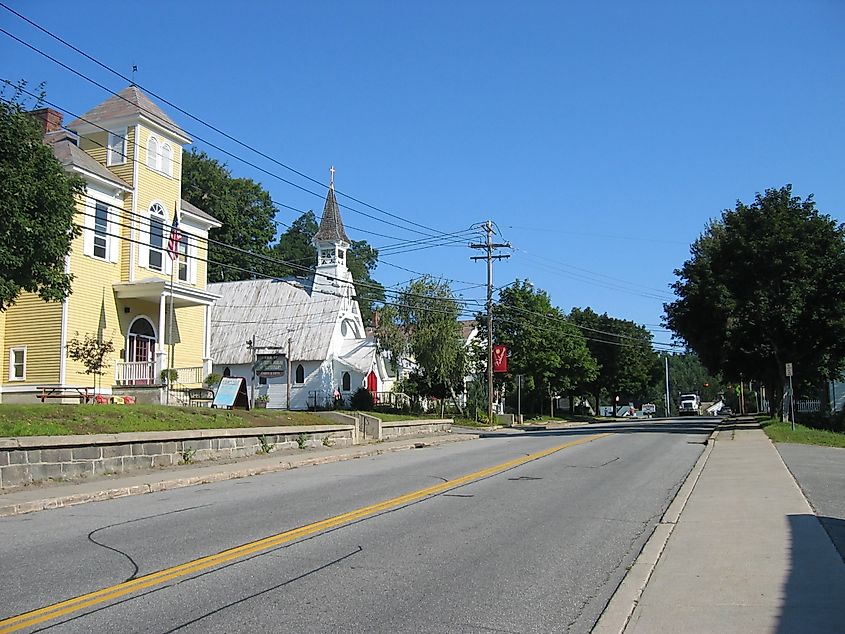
<box><xmin>295</xmin><ymin>364</ymin><xmax>305</xmax><ymax>384</ymax></box>
<box><xmin>342</xmin><ymin>372</ymin><xmax>351</xmax><ymax>392</ymax></box>
<box><xmin>223</xmin><ymin>367</ymin><xmax>231</xmax><ymax>377</ymax></box>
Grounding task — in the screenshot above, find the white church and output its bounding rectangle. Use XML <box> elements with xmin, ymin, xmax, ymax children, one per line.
<box><xmin>209</xmin><ymin>173</ymin><xmax>391</xmax><ymax>409</ymax></box>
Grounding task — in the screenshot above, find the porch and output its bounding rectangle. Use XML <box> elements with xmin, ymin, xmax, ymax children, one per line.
<box><xmin>114</xmin><ymin>362</ymin><xmax>205</xmax><ymax>387</ymax></box>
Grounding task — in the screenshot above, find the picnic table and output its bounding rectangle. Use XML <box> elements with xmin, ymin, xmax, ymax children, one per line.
<box><xmin>36</xmin><ymin>386</ymin><xmax>95</xmax><ymax>404</ymax></box>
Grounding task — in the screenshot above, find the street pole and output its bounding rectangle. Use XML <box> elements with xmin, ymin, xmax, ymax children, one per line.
<box><xmin>517</xmin><ymin>374</ymin><xmax>522</xmax><ymax>424</ymax></box>
<box><xmin>664</xmin><ymin>355</ymin><xmax>671</xmax><ymax>417</ymax></box>
<box><xmin>287</xmin><ymin>337</ymin><xmax>292</xmax><ymax>411</ymax></box>
<box><xmin>470</xmin><ymin>221</ymin><xmax>510</xmax><ymax>424</ymax></box>
<box><xmin>789</xmin><ymin>374</ymin><xmax>795</xmax><ymax>431</ymax></box>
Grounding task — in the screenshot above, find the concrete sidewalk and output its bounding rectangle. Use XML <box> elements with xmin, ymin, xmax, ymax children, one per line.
<box><xmin>0</xmin><ymin>433</ymin><xmax>475</xmax><ymax>518</ymax></box>
<box><xmin>596</xmin><ymin>419</ymin><xmax>845</xmax><ymax>633</ymax></box>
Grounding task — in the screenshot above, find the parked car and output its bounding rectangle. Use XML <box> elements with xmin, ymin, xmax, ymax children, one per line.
<box><xmin>720</xmin><ymin>406</ymin><xmax>733</xmax><ymax>416</ymax></box>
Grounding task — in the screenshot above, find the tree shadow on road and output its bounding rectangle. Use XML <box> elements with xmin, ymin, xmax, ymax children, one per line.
<box><xmin>777</xmin><ymin>515</ymin><xmax>845</xmax><ymax>633</ymax></box>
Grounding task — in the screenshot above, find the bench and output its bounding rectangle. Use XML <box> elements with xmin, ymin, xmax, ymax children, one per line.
<box><xmin>36</xmin><ymin>386</ymin><xmax>95</xmax><ymax>404</ymax></box>
<box><xmin>188</xmin><ymin>388</ymin><xmax>215</xmax><ymax>407</ymax></box>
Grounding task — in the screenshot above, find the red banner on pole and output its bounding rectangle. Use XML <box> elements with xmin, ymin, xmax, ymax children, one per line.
<box><xmin>493</xmin><ymin>344</ymin><xmax>508</xmax><ymax>373</ymax></box>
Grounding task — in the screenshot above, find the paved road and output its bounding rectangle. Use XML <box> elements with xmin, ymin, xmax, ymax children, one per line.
<box><xmin>776</xmin><ymin>442</ymin><xmax>845</xmax><ymax>560</ymax></box>
<box><xmin>0</xmin><ymin>418</ymin><xmax>717</xmax><ymax>633</ymax></box>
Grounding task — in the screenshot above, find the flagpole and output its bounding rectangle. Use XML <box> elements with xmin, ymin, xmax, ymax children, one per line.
<box><xmin>166</xmin><ymin>201</ymin><xmax>179</xmax><ymax>404</ymax></box>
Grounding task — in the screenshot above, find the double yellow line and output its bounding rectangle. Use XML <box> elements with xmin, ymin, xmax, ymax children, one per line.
<box><xmin>0</xmin><ymin>433</ymin><xmax>610</xmax><ymax>632</ymax></box>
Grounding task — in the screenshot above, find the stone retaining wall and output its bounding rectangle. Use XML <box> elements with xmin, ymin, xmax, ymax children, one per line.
<box><xmin>381</xmin><ymin>419</ymin><xmax>452</xmax><ymax>441</ymax></box>
<box><xmin>0</xmin><ymin>425</ymin><xmax>354</xmax><ymax>489</ymax></box>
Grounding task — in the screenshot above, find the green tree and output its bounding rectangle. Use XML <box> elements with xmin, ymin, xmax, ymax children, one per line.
<box><xmin>0</xmin><ymin>82</ymin><xmax>84</xmax><ymax>310</ymax></box>
<box><xmin>665</xmin><ymin>185</ymin><xmax>845</xmax><ymax>414</ymax></box>
<box><xmin>181</xmin><ymin>149</ymin><xmax>277</xmax><ymax>282</ymax></box>
<box><xmin>374</xmin><ymin>276</ymin><xmax>466</xmax><ymax>409</ymax></box>
<box><xmin>66</xmin><ymin>332</ymin><xmax>115</xmax><ymax>394</ymax></box>
<box><xmin>570</xmin><ymin>307</ymin><xmax>658</xmax><ymax>413</ymax></box>
<box><xmin>493</xmin><ymin>281</ymin><xmax>597</xmax><ymax>416</ymax></box>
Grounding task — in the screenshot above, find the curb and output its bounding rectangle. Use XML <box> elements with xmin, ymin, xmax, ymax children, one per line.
<box><xmin>592</xmin><ymin>426</ymin><xmax>720</xmax><ymax>634</ymax></box>
<box><xmin>0</xmin><ymin>434</ymin><xmax>477</xmax><ymax>518</ymax></box>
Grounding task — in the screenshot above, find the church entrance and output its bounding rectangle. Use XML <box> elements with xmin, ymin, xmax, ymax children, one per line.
<box><xmin>367</xmin><ymin>370</ymin><xmax>378</xmax><ymax>404</ymax></box>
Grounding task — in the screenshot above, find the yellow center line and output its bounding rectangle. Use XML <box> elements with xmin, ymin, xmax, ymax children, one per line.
<box><xmin>0</xmin><ymin>433</ymin><xmax>611</xmax><ymax>632</ymax></box>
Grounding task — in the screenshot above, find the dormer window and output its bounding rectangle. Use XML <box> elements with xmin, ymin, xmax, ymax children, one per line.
<box><xmin>107</xmin><ymin>129</ymin><xmax>126</xmax><ymax>165</ymax></box>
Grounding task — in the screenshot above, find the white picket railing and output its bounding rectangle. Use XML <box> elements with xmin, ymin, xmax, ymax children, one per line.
<box><xmin>115</xmin><ymin>361</ymin><xmax>155</xmax><ymax>385</ymax></box>
<box><xmin>115</xmin><ymin>363</ymin><xmax>204</xmax><ymax>386</ymax></box>
<box><xmin>174</xmin><ymin>366</ymin><xmax>204</xmax><ymax>385</ymax></box>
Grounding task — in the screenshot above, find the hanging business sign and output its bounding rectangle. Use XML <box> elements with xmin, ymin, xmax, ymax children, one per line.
<box><xmin>493</xmin><ymin>344</ymin><xmax>508</xmax><ymax>373</ymax></box>
<box><xmin>254</xmin><ymin>354</ymin><xmax>286</xmax><ymax>377</ymax></box>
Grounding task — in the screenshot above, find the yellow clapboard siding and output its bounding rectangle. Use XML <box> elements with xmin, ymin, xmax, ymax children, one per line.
<box><xmin>172</xmin><ymin>305</ymin><xmax>206</xmax><ymax>368</ymax></box>
<box><xmin>64</xmin><ymin>245</ymin><xmax>123</xmax><ymax>387</ymax></box>
<box><xmin>2</xmin><ymin>293</ymin><xmax>63</xmax><ymax>385</ymax></box>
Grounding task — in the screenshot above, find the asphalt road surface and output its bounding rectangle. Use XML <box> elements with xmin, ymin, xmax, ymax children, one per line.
<box><xmin>0</xmin><ymin>418</ymin><xmax>718</xmax><ymax>633</ymax></box>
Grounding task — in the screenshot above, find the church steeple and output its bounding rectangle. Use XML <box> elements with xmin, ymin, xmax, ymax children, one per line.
<box><xmin>314</xmin><ymin>166</ymin><xmax>350</xmax><ymax>245</ymax></box>
<box><xmin>313</xmin><ymin>167</ymin><xmax>352</xmax><ymax>290</ymax></box>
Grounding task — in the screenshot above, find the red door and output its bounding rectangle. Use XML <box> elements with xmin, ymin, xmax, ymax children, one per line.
<box><xmin>367</xmin><ymin>371</ymin><xmax>378</xmax><ymax>403</ymax></box>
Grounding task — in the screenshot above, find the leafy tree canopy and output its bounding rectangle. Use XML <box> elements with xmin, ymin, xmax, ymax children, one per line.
<box><xmin>493</xmin><ymin>281</ymin><xmax>597</xmax><ymax>413</ymax></box>
<box><xmin>375</xmin><ymin>276</ymin><xmax>466</xmax><ymax>402</ymax></box>
<box><xmin>181</xmin><ymin>149</ymin><xmax>277</xmax><ymax>282</ymax></box>
<box><xmin>0</xmin><ymin>82</ymin><xmax>84</xmax><ymax>310</ymax></box>
<box><xmin>569</xmin><ymin>307</ymin><xmax>658</xmax><ymax>408</ymax></box>
<box><xmin>664</xmin><ymin>185</ymin><xmax>845</xmax><ymax>412</ymax></box>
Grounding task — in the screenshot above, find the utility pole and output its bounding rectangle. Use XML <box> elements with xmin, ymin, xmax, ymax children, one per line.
<box><xmin>664</xmin><ymin>355</ymin><xmax>671</xmax><ymax>418</ymax></box>
<box><xmin>287</xmin><ymin>337</ymin><xmax>292</xmax><ymax>411</ymax></box>
<box><xmin>471</xmin><ymin>220</ymin><xmax>510</xmax><ymax>424</ymax></box>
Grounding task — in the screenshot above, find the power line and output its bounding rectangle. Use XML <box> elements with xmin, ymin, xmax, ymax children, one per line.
<box><xmin>0</xmin><ymin>15</ymin><xmax>458</xmax><ymax>240</ymax></box>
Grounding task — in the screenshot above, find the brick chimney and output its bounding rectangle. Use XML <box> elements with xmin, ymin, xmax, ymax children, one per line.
<box><xmin>28</xmin><ymin>108</ymin><xmax>64</xmax><ymax>133</ymax></box>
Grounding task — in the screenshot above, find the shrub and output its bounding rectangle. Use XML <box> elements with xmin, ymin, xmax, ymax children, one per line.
<box><xmin>351</xmin><ymin>387</ymin><xmax>374</xmax><ymax>411</ymax></box>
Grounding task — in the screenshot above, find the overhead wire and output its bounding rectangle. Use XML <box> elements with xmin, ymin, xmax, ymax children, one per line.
<box><xmin>0</xmin><ymin>15</ymin><xmax>462</xmax><ymax>241</ymax></box>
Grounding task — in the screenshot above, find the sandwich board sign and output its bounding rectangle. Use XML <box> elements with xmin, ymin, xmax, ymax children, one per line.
<box><xmin>212</xmin><ymin>376</ymin><xmax>250</xmax><ymax>410</ymax></box>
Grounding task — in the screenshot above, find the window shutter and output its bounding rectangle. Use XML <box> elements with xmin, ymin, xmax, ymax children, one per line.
<box><xmin>109</xmin><ymin>208</ymin><xmax>120</xmax><ymax>263</ymax></box>
<box><xmin>138</xmin><ymin>216</ymin><xmax>149</xmax><ymax>269</ymax></box>
<box><xmin>189</xmin><ymin>238</ymin><xmax>197</xmax><ymax>284</ymax></box>
<box><xmin>82</xmin><ymin>198</ymin><xmax>94</xmax><ymax>257</ymax></box>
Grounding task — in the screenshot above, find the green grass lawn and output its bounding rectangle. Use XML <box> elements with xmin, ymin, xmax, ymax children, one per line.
<box><xmin>0</xmin><ymin>404</ymin><xmax>335</xmax><ymax>437</ymax></box>
<box><xmin>761</xmin><ymin>417</ymin><xmax>845</xmax><ymax>449</ymax></box>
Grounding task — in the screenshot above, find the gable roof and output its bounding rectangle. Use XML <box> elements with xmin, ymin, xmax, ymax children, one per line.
<box><xmin>48</xmin><ymin>133</ymin><xmax>131</xmax><ymax>190</ymax></box>
<box><xmin>68</xmin><ymin>85</ymin><xmax>190</xmax><ymax>142</ymax></box>
<box><xmin>180</xmin><ymin>198</ymin><xmax>221</xmax><ymax>226</ymax></box>
<box><xmin>209</xmin><ymin>278</ymin><xmax>344</xmax><ymax>364</ymax></box>
<box><xmin>314</xmin><ymin>185</ymin><xmax>350</xmax><ymax>244</ymax></box>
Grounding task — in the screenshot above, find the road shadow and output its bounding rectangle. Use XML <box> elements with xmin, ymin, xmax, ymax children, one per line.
<box><xmin>777</xmin><ymin>514</ymin><xmax>845</xmax><ymax>633</ymax></box>
<box><xmin>477</xmin><ymin>418</ymin><xmax>721</xmax><ymax>439</ymax></box>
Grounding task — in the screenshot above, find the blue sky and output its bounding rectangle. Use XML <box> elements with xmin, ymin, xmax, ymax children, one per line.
<box><xmin>2</xmin><ymin>1</ymin><xmax>843</xmax><ymax>345</ymax></box>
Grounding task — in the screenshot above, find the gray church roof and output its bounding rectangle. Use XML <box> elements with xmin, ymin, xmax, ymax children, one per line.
<box><xmin>68</xmin><ymin>85</ymin><xmax>190</xmax><ymax>142</ymax></box>
<box><xmin>209</xmin><ymin>278</ymin><xmax>343</xmax><ymax>364</ymax></box>
<box><xmin>314</xmin><ymin>185</ymin><xmax>350</xmax><ymax>244</ymax></box>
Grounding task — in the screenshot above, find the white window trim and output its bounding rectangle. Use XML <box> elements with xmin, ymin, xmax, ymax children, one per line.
<box><xmin>145</xmin><ymin>134</ymin><xmax>173</xmax><ymax>177</ymax></box>
<box><xmin>9</xmin><ymin>347</ymin><xmax>26</xmax><ymax>381</ymax></box>
<box><xmin>147</xmin><ymin>135</ymin><xmax>159</xmax><ymax>170</ymax></box>
<box><xmin>144</xmin><ymin>202</ymin><xmax>167</xmax><ymax>272</ymax></box>
<box><xmin>161</xmin><ymin>142</ymin><xmax>173</xmax><ymax>177</ymax></box>
<box><xmin>107</xmin><ymin>129</ymin><xmax>127</xmax><ymax>166</ymax></box>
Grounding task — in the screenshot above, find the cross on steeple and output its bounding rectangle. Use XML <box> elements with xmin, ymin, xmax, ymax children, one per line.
<box><xmin>329</xmin><ymin>165</ymin><xmax>335</xmax><ymax>188</ymax></box>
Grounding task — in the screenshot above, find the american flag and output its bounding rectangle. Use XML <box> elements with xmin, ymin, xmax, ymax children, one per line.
<box><xmin>167</xmin><ymin>210</ymin><xmax>182</xmax><ymax>261</ymax></box>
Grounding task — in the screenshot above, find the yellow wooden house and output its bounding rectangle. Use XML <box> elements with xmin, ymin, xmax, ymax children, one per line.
<box><xmin>0</xmin><ymin>87</ymin><xmax>221</xmax><ymax>404</ymax></box>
